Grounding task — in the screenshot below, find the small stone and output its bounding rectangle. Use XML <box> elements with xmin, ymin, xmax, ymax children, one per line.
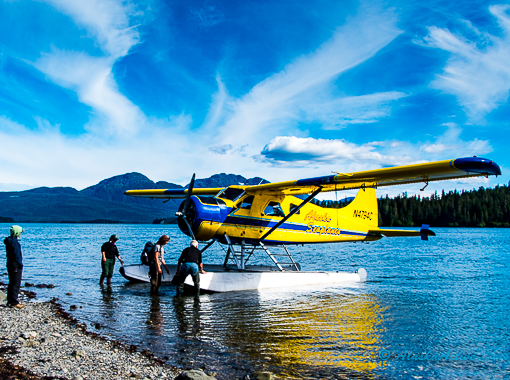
<box><xmin>22</xmin><ymin>331</ymin><xmax>38</xmax><ymax>339</ymax></box>
<box><xmin>252</xmin><ymin>372</ymin><xmax>275</xmax><ymax>380</ymax></box>
<box><xmin>66</xmin><ymin>292</ymin><xmax>72</xmax><ymax>296</ymax></box>
<box><xmin>47</xmin><ymin>284</ymin><xmax>55</xmax><ymax>288</ymax></box>
<box><xmin>24</xmin><ymin>340</ymin><xmax>40</xmax><ymax>347</ymax></box>
<box><xmin>72</xmin><ymin>349</ymin><xmax>86</xmax><ymax>358</ymax></box>
<box><xmin>175</xmin><ymin>370</ymin><xmax>217</xmax><ymax>380</ymax></box>
<box><xmin>70</xmin><ymin>305</ymin><xmax>78</xmax><ymax>310</ymax></box>
<box><xmin>25</xmin><ymin>282</ymin><xmax>35</xmax><ymax>287</ymax></box>
<box><xmin>0</xmin><ymin>290</ymin><xmax>6</xmax><ymax>301</ymax></box>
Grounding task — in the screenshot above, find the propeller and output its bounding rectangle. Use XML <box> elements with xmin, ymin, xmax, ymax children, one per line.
<box><xmin>175</xmin><ymin>173</ymin><xmax>196</xmax><ymax>239</ymax></box>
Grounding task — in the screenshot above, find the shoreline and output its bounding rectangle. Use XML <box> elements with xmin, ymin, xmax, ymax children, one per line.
<box><xmin>0</xmin><ymin>289</ymin><xmax>183</xmax><ymax>380</ymax></box>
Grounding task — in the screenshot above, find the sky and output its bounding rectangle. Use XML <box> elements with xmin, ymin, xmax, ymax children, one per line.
<box><xmin>0</xmin><ymin>0</ymin><xmax>509</xmax><ymax>199</ymax></box>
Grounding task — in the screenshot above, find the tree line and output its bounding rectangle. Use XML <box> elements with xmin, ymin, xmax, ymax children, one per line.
<box><xmin>314</xmin><ymin>183</ymin><xmax>510</xmax><ymax>227</ymax></box>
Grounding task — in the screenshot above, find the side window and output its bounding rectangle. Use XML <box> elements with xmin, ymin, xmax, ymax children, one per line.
<box><xmin>264</xmin><ymin>201</ymin><xmax>285</xmax><ymax>217</ymax></box>
<box><xmin>240</xmin><ymin>196</ymin><xmax>254</xmax><ymax>210</ymax></box>
<box><xmin>289</xmin><ymin>203</ymin><xmax>301</xmax><ymax>215</ymax></box>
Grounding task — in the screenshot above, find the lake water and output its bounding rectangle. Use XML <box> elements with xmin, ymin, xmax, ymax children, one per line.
<box><xmin>1</xmin><ymin>224</ymin><xmax>509</xmax><ymax>379</ymax></box>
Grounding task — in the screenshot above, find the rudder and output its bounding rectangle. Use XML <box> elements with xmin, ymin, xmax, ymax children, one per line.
<box><xmin>339</xmin><ymin>187</ymin><xmax>378</xmax><ymax>228</ymax></box>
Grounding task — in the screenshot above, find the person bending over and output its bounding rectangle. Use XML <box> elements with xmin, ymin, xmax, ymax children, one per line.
<box><xmin>175</xmin><ymin>240</ymin><xmax>206</xmax><ymax>297</ymax></box>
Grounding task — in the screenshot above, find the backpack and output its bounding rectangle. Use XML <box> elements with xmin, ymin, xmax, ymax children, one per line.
<box><xmin>140</xmin><ymin>242</ymin><xmax>154</xmax><ymax>266</ymax></box>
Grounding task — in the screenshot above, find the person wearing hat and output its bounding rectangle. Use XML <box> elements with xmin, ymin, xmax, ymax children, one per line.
<box><xmin>149</xmin><ymin>235</ymin><xmax>170</xmax><ymax>295</ymax></box>
<box><xmin>4</xmin><ymin>225</ymin><xmax>24</xmax><ymax>309</ymax></box>
<box><xmin>100</xmin><ymin>234</ymin><xmax>124</xmax><ymax>287</ymax></box>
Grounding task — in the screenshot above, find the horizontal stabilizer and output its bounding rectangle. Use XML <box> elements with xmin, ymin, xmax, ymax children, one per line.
<box><xmin>368</xmin><ymin>226</ymin><xmax>435</xmax><ymax>239</ymax></box>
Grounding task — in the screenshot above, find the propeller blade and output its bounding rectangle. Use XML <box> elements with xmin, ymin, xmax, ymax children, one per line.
<box><xmin>182</xmin><ymin>173</ymin><xmax>196</xmax><ymax>216</ymax></box>
<box><xmin>183</xmin><ymin>217</ymin><xmax>195</xmax><ymax>240</ymax></box>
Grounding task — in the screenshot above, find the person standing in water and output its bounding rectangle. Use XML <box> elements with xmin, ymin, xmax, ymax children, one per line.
<box><xmin>175</xmin><ymin>240</ymin><xmax>206</xmax><ymax>297</ymax></box>
<box><xmin>149</xmin><ymin>235</ymin><xmax>171</xmax><ymax>295</ymax></box>
<box><xmin>4</xmin><ymin>225</ymin><xmax>24</xmax><ymax>309</ymax></box>
<box><xmin>100</xmin><ymin>235</ymin><xmax>124</xmax><ymax>287</ymax></box>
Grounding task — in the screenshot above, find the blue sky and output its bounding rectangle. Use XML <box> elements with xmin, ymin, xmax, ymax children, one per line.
<box><xmin>0</xmin><ymin>0</ymin><xmax>508</xmax><ymax>198</ymax></box>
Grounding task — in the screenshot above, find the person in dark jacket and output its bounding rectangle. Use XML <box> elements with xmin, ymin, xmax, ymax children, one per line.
<box><xmin>4</xmin><ymin>225</ymin><xmax>24</xmax><ymax>309</ymax></box>
<box><xmin>149</xmin><ymin>235</ymin><xmax>171</xmax><ymax>295</ymax></box>
<box><xmin>100</xmin><ymin>235</ymin><xmax>124</xmax><ymax>286</ymax></box>
<box><xmin>175</xmin><ymin>240</ymin><xmax>206</xmax><ymax>297</ymax></box>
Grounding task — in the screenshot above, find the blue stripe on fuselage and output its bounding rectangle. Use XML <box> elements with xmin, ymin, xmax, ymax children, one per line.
<box><xmin>224</xmin><ymin>215</ymin><xmax>367</xmax><ymax>237</ymax></box>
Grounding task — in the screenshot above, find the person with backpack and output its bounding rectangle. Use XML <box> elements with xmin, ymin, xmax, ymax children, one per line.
<box><xmin>149</xmin><ymin>235</ymin><xmax>170</xmax><ymax>295</ymax></box>
<box><xmin>140</xmin><ymin>242</ymin><xmax>154</xmax><ymax>266</ymax></box>
<box><xmin>4</xmin><ymin>225</ymin><xmax>24</xmax><ymax>309</ymax></box>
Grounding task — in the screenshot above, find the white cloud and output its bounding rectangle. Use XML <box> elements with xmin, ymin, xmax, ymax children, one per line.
<box><xmin>43</xmin><ymin>0</ymin><xmax>140</xmax><ymax>57</ymax></box>
<box><xmin>421</xmin><ymin>4</ymin><xmax>510</xmax><ymax>119</ymax></box>
<box><xmin>31</xmin><ymin>0</ymin><xmax>143</xmax><ymax>136</ymax></box>
<box><xmin>259</xmin><ymin>123</ymin><xmax>493</xmax><ymax>168</ymax></box>
<box><xmin>204</xmin><ymin>7</ymin><xmax>403</xmax><ymax>149</ymax></box>
<box><xmin>420</xmin><ymin>123</ymin><xmax>493</xmax><ymax>156</ymax></box>
<box><xmin>259</xmin><ymin>136</ymin><xmax>412</xmax><ymax>167</ymax></box>
<box><xmin>302</xmin><ymin>91</ymin><xmax>407</xmax><ymax>129</ymax></box>
<box><xmin>34</xmin><ymin>50</ymin><xmax>146</xmax><ymax>136</ymax></box>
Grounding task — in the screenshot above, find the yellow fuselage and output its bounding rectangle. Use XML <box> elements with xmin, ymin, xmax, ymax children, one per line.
<box><xmin>194</xmin><ymin>188</ymin><xmax>381</xmax><ymax>244</ymax></box>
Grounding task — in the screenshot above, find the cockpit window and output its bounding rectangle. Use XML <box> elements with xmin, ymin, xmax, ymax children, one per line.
<box><xmin>289</xmin><ymin>203</ymin><xmax>301</xmax><ymax>215</ymax></box>
<box><xmin>240</xmin><ymin>195</ymin><xmax>254</xmax><ymax>209</ymax></box>
<box><xmin>218</xmin><ymin>188</ymin><xmax>245</xmax><ymax>201</ymax></box>
<box><xmin>264</xmin><ymin>201</ymin><xmax>285</xmax><ymax>217</ymax></box>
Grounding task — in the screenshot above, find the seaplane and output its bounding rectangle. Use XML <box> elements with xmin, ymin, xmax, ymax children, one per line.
<box><xmin>120</xmin><ymin>156</ymin><xmax>501</xmax><ymax>292</ymax></box>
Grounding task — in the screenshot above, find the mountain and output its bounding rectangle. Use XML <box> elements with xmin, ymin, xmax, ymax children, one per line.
<box><xmin>0</xmin><ymin>173</ymin><xmax>269</xmax><ymax>223</ymax></box>
<box><xmin>80</xmin><ymin>172</ymin><xmax>183</xmax><ymax>210</ymax></box>
<box><xmin>191</xmin><ymin>174</ymin><xmax>269</xmax><ymax>188</ymax></box>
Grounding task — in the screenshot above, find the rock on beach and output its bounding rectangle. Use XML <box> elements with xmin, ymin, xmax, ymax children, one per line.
<box><xmin>0</xmin><ymin>301</ymin><xmax>184</xmax><ymax>380</ymax></box>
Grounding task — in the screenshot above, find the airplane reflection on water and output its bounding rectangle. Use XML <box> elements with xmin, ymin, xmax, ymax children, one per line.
<box><xmin>136</xmin><ymin>288</ymin><xmax>386</xmax><ymax>378</ymax></box>
<box><xmin>209</xmin><ymin>291</ymin><xmax>385</xmax><ymax>377</ymax></box>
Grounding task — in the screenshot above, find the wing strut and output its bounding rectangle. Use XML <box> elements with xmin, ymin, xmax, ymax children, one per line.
<box><xmin>260</xmin><ymin>186</ymin><xmax>322</xmax><ymax>242</ymax></box>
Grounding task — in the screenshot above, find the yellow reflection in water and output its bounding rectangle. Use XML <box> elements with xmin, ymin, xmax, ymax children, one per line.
<box><xmin>212</xmin><ymin>291</ymin><xmax>385</xmax><ymax>377</ymax></box>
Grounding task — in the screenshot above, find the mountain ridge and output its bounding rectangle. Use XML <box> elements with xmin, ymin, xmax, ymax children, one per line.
<box><xmin>0</xmin><ymin>172</ymin><xmax>268</xmax><ymax>223</ymax></box>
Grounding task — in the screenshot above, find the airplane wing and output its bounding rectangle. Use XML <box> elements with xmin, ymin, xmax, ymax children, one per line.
<box><xmin>245</xmin><ymin>157</ymin><xmax>501</xmax><ymax>195</ymax></box>
<box><xmin>124</xmin><ymin>188</ymin><xmax>224</xmax><ymax>199</ymax></box>
<box><xmin>125</xmin><ymin>157</ymin><xmax>500</xmax><ymax>199</ymax></box>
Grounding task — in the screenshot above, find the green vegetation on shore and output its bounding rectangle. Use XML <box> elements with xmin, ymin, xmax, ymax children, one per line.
<box><xmin>317</xmin><ymin>183</ymin><xmax>510</xmax><ymax>227</ymax></box>
<box><xmin>377</xmin><ymin>184</ymin><xmax>510</xmax><ymax>227</ymax></box>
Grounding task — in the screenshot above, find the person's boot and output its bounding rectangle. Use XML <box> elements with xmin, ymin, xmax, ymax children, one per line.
<box><xmin>176</xmin><ymin>283</ymin><xmax>184</xmax><ymax>297</ymax></box>
<box><xmin>193</xmin><ymin>273</ymin><xmax>201</xmax><ymax>297</ymax></box>
<box><xmin>99</xmin><ymin>275</ymin><xmax>105</xmax><ymax>286</ymax></box>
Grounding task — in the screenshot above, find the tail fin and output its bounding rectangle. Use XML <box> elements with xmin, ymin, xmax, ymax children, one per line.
<box><xmin>339</xmin><ymin>187</ymin><xmax>378</xmax><ymax>228</ymax></box>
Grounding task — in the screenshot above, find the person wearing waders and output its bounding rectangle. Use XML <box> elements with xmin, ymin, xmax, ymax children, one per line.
<box><xmin>99</xmin><ymin>235</ymin><xmax>124</xmax><ymax>287</ymax></box>
<box><xmin>175</xmin><ymin>240</ymin><xmax>206</xmax><ymax>297</ymax></box>
<box><xmin>4</xmin><ymin>225</ymin><xmax>24</xmax><ymax>309</ymax></box>
<box><xmin>149</xmin><ymin>235</ymin><xmax>171</xmax><ymax>295</ymax></box>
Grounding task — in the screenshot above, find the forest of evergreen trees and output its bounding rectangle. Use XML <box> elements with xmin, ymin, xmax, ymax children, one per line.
<box><xmin>314</xmin><ymin>183</ymin><xmax>510</xmax><ymax>227</ymax></box>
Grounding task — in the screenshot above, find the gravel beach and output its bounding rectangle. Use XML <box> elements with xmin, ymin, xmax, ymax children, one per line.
<box><xmin>0</xmin><ymin>291</ymin><xmax>183</xmax><ymax>380</ymax></box>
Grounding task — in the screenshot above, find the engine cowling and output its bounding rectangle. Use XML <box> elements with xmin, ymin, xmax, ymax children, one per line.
<box><xmin>177</xmin><ymin>196</ymin><xmax>232</xmax><ymax>241</ymax></box>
